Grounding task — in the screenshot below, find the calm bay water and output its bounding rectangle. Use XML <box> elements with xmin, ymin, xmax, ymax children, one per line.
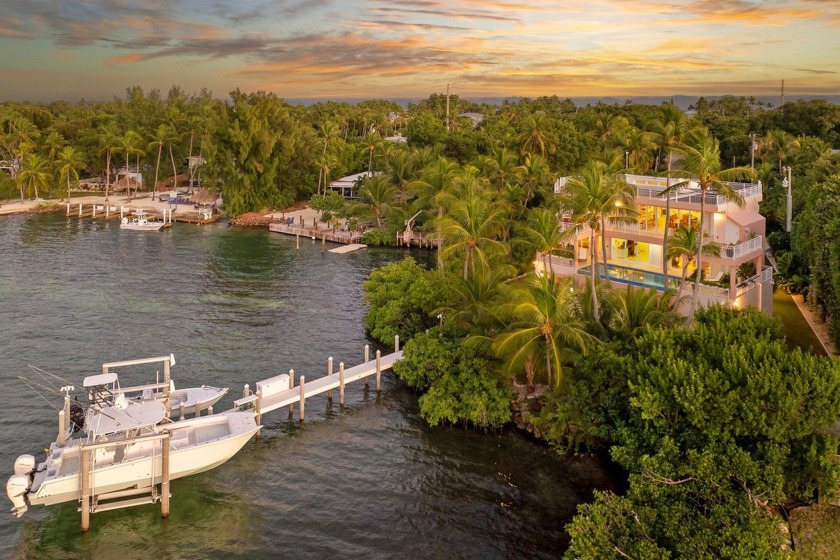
<box><xmin>0</xmin><ymin>213</ymin><xmax>612</xmax><ymax>559</ymax></box>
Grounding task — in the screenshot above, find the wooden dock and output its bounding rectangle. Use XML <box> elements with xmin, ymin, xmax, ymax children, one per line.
<box><xmin>269</xmin><ymin>222</ymin><xmax>363</xmax><ymax>245</ymax></box>
<box><xmin>65</xmin><ymin>202</ymin><xmax>221</xmax><ymax>226</ymax></box>
<box><xmin>234</xmin><ymin>337</ymin><xmax>402</xmax><ymax>425</ymax></box>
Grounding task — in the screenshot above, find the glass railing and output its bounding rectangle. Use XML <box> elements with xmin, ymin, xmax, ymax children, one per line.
<box><xmin>577</xmin><ymin>263</ymin><xmax>684</xmax><ymax>290</ymax></box>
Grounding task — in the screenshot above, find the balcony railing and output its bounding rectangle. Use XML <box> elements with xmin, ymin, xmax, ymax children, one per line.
<box><xmin>722</xmin><ymin>236</ymin><xmax>763</xmax><ymax>259</ymax></box>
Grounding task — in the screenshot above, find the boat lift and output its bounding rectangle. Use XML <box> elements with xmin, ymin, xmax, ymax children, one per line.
<box><xmin>46</xmin><ymin>338</ymin><xmax>403</xmax><ymax>531</ymax></box>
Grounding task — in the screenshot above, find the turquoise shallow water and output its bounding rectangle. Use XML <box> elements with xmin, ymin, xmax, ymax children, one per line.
<box><xmin>0</xmin><ymin>213</ymin><xmax>612</xmax><ymax>559</ymax></box>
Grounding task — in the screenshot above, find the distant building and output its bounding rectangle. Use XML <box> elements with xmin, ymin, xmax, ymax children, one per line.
<box><xmin>328</xmin><ymin>171</ymin><xmax>381</xmax><ymax>199</ymax></box>
<box><xmin>457</xmin><ymin>112</ymin><xmax>484</xmax><ymax>127</ymax></box>
<box><xmin>541</xmin><ymin>173</ymin><xmax>772</xmax><ymax>315</ymax></box>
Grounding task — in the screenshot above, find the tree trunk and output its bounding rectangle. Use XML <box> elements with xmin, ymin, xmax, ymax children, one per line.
<box><xmin>153</xmin><ymin>144</ymin><xmax>162</xmax><ymax>201</ymax></box>
<box><xmin>662</xmin><ymin>154</ymin><xmax>673</xmax><ymax>283</ymax></box>
<box><xmin>590</xmin><ymin>228</ymin><xmax>600</xmax><ymax>322</ymax></box>
<box><xmin>544</xmin><ymin>335</ymin><xmax>553</xmax><ymax>388</ymax></box>
<box><xmin>104</xmin><ymin>150</ymin><xmax>111</xmax><ymax>202</ymax></box>
<box><xmin>600</xmin><ymin>216</ymin><xmax>609</xmax><ymax>275</ymax></box>
<box><xmin>689</xmin><ymin>191</ymin><xmax>706</xmax><ymax>322</ymax></box>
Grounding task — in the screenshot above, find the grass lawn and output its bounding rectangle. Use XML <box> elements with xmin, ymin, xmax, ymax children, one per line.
<box><xmin>790</xmin><ymin>505</ymin><xmax>840</xmax><ymax>559</ymax></box>
<box><xmin>773</xmin><ymin>290</ymin><xmax>827</xmax><ymax>356</ymax></box>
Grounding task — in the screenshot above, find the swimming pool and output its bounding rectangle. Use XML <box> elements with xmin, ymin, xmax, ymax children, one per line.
<box><xmin>578</xmin><ymin>263</ymin><xmax>684</xmax><ymax>290</ymax></box>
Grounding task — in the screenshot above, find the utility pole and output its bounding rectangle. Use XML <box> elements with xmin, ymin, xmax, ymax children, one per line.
<box><xmin>783</xmin><ymin>166</ymin><xmax>792</xmax><ymax>233</ymax></box>
<box><xmin>445</xmin><ymin>83</ymin><xmax>450</xmax><ymax>133</ymax></box>
<box><xmin>750</xmin><ymin>133</ymin><xmax>756</xmax><ymax>169</ymax></box>
<box><xmin>780</xmin><ymin>79</ymin><xmax>785</xmax><ymax>108</ymax></box>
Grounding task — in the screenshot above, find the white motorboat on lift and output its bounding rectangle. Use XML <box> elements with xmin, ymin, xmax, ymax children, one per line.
<box><xmin>120</xmin><ymin>209</ymin><xmax>164</xmax><ymax>231</ymax></box>
<box><xmin>7</xmin><ymin>395</ymin><xmax>260</xmax><ymax>517</ymax></box>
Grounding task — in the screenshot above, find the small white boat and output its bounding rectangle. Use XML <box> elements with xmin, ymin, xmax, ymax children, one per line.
<box><xmin>120</xmin><ymin>210</ymin><xmax>164</xmax><ymax>231</ymax></box>
<box><xmin>83</xmin><ymin>372</ymin><xmax>229</xmax><ymax>419</ymax></box>
<box><xmin>7</xmin><ymin>398</ymin><xmax>260</xmax><ymax>517</ymax></box>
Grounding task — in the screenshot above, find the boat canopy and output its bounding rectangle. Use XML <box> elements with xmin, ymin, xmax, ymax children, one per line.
<box><xmin>87</xmin><ymin>400</ymin><xmax>166</xmax><ymax>436</ymax></box>
<box><xmin>83</xmin><ymin>372</ymin><xmax>118</xmax><ymax>388</ymax></box>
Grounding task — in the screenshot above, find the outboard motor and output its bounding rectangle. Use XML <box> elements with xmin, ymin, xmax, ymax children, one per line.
<box><xmin>8</xmin><ymin>455</ymin><xmax>35</xmax><ymax>518</ymax></box>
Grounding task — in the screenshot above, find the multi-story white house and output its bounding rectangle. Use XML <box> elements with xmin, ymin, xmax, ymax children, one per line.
<box><xmin>540</xmin><ymin>174</ymin><xmax>773</xmax><ymax>314</ymax></box>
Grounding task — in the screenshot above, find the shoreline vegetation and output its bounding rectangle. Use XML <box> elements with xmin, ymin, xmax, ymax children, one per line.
<box><xmin>4</xmin><ymin>89</ymin><xmax>840</xmax><ymax>556</ymax></box>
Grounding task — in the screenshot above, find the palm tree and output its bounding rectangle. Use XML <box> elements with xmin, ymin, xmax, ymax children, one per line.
<box><xmin>42</xmin><ymin>131</ymin><xmax>66</xmax><ymax>175</ymax></box>
<box><xmin>602</xmin><ymin>285</ymin><xmax>681</xmax><ymax>340</ymax></box>
<box><xmin>492</xmin><ymin>274</ymin><xmax>596</xmax><ymax>390</ymax></box>
<box><xmin>353</xmin><ymin>174</ymin><xmax>398</xmax><ymax>228</ymax></box>
<box><xmin>665</xmin><ymin>224</ymin><xmax>720</xmax><ymax>309</ymax></box>
<box><xmin>115</xmin><ymin>130</ymin><xmax>143</xmax><ymax>200</ymax></box>
<box><xmin>56</xmin><ymin>146</ymin><xmax>86</xmax><ymax>203</ymax></box>
<box><xmin>480</xmin><ymin>146</ymin><xmax>520</xmax><ymax>192</ymax></box>
<box><xmin>763</xmin><ymin>129</ymin><xmax>801</xmax><ymax>172</ymax></box>
<box><xmin>651</xmin><ymin>102</ymin><xmax>694</xmax><ymax>282</ymax></box>
<box><xmin>317</xmin><ymin>121</ymin><xmax>341</xmax><ymax>195</ymax></box>
<box><xmin>516</xmin><ymin>111</ymin><xmax>554</xmax><ymax>158</ymax></box>
<box><xmin>16</xmin><ymin>153</ymin><xmax>49</xmax><ymax>201</ymax></box>
<box><xmin>669</xmin><ymin>128</ymin><xmax>754</xmax><ymax>321</ymax></box>
<box><xmin>558</xmin><ymin>161</ymin><xmax>637</xmax><ymax>321</ymax></box>
<box><xmin>517</xmin><ymin>207</ymin><xmax>573</xmax><ymax>278</ymax></box>
<box><xmin>97</xmin><ymin>123</ymin><xmax>120</xmax><ymax>202</ymax></box>
<box><xmin>148</xmin><ymin>124</ymin><xmax>178</xmax><ymax>201</ymax></box>
<box><xmin>437</xmin><ymin>181</ymin><xmax>508</xmax><ymax>280</ymax></box>
<box><xmin>362</xmin><ymin>129</ymin><xmax>381</xmax><ymax>174</ymax></box>
<box><xmin>387</xmin><ymin>149</ymin><xmax>419</xmax><ymax>206</ymax></box>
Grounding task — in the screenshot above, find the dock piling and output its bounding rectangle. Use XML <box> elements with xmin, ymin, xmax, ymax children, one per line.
<box><xmin>242</xmin><ymin>383</ymin><xmax>250</xmax><ymax>399</ymax></box>
<box><xmin>327</xmin><ymin>357</ymin><xmax>333</xmax><ymax>402</ymax></box>
<box><xmin>364</xmin><ymin>345</ymin><xmax>370</xmax><ymax>388</ymax></box>
<box><xmin>299</xmin><ymin>376</ymin><xmax>306</xmax><ymax>420</ymax></box>
<box><xmin>376</xmin><ymin>350</ymin><xmax>382</xmax><ymax>392</ymax></box>
<box><xmin>339</xmin><ymin>362</ymin><xmax>345</xmax><ymax>406</ymax></box>
<box><xmin>288</xmin><ymin>369</ymin><xmax>295</xmax><ymax>417</ymax></box>
<box><xmin>80</xmin><ymin>448</ymin><xmax>91</xmax><ymax>531</ymax></box>
<box><xmin>161</xmin><ymin>433</ymin><xmax>171</xmax><ymax>518</ymax></box>
<box><xmin>255</xmin><ymin>387</ymin><xmax>263</xmax><ymax>440</ymax></box>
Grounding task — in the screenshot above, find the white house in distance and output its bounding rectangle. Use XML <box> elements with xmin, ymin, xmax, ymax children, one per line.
<box><xmin>539</xmin><ymin>173</ymin><xmax>773</xmax><ymax>315</ymax></box>
<box><xmin>328</xmin><ymin>171</ymin><xmax>380</xmax><ymax>199</ymax></box>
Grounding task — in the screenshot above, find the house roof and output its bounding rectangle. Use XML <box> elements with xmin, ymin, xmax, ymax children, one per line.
<box><xmin>726</xmin><ymin>208</ymin><xmax>764</xmax><ymax>228</ymax></box>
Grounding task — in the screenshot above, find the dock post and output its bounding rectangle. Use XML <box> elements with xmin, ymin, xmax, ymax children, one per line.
<box><xmin>255</xmin><ymin>387</ymin><xmax>263</xmax><ymax>440</ymax></box>
<box><xmin>80</xmin><ymin>447</ymin><xmax>91</xmax><ymax>532</ymax></box>
<box><xmin>66</xmin><ymin>202</ymin><xmax>71</xmax><ymax>216</ymax></box>
<box><xmin>92</xmin><ymin>205</ymin><xmax>97</xmax><ymax>218</ymax></box>
<box><xmin>339</xmin><ymin>362</ymin><xmax>345</xmax><ymax>406</ymax></box>
<box><xmin>395</xmin><ymin>335</ymin><xmax>400</xmax><ymax>352</ymax></box>
<box><xmin>163</xmin><ymin>357</ymin><xmax>172</xmax><ymax>418</ymax></box>
<box><xmin>299</xmin><ymin>376</ymin><xmax>306</xmax><ymax>420</ymax></box>
<box><xmin>106</xmin><ymin>205</ymin><xmax>110</xmax><ymax>219</ymax></box>
<box><xmin>376</xmin><ymin>350</ymin><xmax>382</xmax><ymax>392</ymax></box>
<box><xmin>296</xmin><ymin>233</ymin><xmax>300</xmax><ymax>249</ymax></box>
<box><xmin>364</xmin><ymin>345</ymin><xmax>370</xmax><ymax>388</ymax></box>
<box><xmin>243</xmin><ymin>383</ymin><xmax>250</xmax><ymax>399</ymax></box>
<box><xmin>161</xmin><ymin>433</ymin><xmax>171</xmax><ymax>518</ymax></box>
<box><xmin>179</xmin><ymin>403</ymin><xmax>185</xmax><ymax>421</ymax></box>
<box><xmin>321</xmin><ymin>234</ymin><xmax>326</xmax><ymax>255</ymax></box>
<box><xmin>288</xmin><ymin>369</ymin><xmax>295</xmax><ymax>418</ymax></box>
<box><xmin>58</xmin><ymin>410</ymin><xmax>67</xmax><ymax>445</ymax></box>
<box><xmin>327</xmin><ymin>357</ymin><xmax>333</xmax><ymax>402</ymax></box>
<box><xmin>78</xmin><ymin>203</ymin><xmax>83</xmax><ymax>216</ymax></box>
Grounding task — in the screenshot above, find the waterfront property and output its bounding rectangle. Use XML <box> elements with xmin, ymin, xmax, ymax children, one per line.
<box><xmin>541</xmin><ymin>173</ymin><xmax>773</xmax><ymax>314</ymax></box>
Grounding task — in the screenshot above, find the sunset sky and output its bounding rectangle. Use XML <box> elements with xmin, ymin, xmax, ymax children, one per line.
<box><xmin>1</xmin><ymin>0</ymin><xmax>838</xmax><ymax>102</ymax></box>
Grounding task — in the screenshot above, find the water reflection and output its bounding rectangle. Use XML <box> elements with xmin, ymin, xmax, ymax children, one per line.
<box><xmin>0</xmin><ymin>213</ymin><xmax>611</xmax><ymax>559</ymax></box>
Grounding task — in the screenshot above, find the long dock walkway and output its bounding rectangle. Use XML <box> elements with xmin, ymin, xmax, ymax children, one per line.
<box><xmin>233</xmin><ymin>338</ymin><xmax>403</xmax><ymax>425</ymax></box>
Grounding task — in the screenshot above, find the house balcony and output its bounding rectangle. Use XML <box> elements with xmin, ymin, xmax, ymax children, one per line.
<box><xmin>536</xmin><ymin>253</ymin><xmax>774</xmax><ymax>315</ymax></box>
<box><xmin>721</xmin><ymin>236</ymin><xmax>763</xmax><ymax>260</ymax></box>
